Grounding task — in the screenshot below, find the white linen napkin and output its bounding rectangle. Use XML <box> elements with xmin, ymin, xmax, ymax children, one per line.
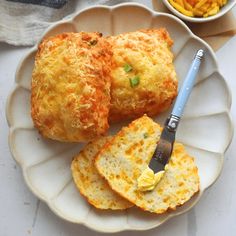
<box><xmin>0</xmin><ymin>0</ymin><xmax>152</xmax><ymax>46</ymax></box>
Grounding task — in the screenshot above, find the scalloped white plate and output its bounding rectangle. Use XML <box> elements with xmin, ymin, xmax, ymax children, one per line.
<box><xmin>6</xmin><ymin>3</ymin><xmax>233</xmax><ymax>233</ymax></box>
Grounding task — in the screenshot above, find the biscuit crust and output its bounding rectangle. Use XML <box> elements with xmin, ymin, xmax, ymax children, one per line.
<box><xmin>108</xmin><ymin>29</ymin><xmax>178</xmax><ymax>122</ymax></box>
<box><xmin>31</xmin><ymin>32</ymin><xmax>112</xmax><ymax>142</ymax></box>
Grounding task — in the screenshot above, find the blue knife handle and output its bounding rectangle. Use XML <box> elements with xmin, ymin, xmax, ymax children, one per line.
<box><xmin>172</xmin><ymin>49</ymin><xmax>204</xmax><ymax>118</ymax></box>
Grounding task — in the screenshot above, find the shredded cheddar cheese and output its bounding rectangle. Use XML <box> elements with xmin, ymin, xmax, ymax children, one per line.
<box><xmin>31</xmin><ymin>32</ymin><xmax>112</xmax><ymax>142</ymax></box>
<box><xmin>169</xmin><ymin>0</ymin><xmax>228</xmax><ymax>18</ymax></box>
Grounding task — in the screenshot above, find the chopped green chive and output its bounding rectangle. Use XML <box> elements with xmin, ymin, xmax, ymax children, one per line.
<box><xmin>129</xmin><ymin>76</ymin><xmax>140</xmax><ymax>88</ymax></box>
<box><xmin>124</xmin><ymin>63</ymin><xmax>133</xmax><ymax>72</ymax></box>
<box><xmin>143</xmin><ymin>133</ymin><xmax>148</xmax><ymax>138</ymax></box>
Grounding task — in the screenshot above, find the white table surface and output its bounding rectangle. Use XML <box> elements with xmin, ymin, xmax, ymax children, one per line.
<box><xmin>1</xmin><ymin>4</ymin><xmax>236</xmax><ymax>236</ymax></box>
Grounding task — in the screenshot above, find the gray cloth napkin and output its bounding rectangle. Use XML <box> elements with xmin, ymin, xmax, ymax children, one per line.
<box><xmin>0</xmin><ymin>0</ymin><xmax>152</xmax><ymax>46</ymax></box>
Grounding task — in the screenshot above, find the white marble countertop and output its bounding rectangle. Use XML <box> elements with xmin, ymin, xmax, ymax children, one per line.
<box><xmin>1</xmin><ymin>5</ymin><xmax>236</xmax><ymax>236</ymax></box>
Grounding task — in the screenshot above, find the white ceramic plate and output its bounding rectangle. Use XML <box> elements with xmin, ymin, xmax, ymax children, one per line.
<box><xmin>6</xmin><ymin>3</ymin><xmax>233</xmax><ymax>233</ymax></box>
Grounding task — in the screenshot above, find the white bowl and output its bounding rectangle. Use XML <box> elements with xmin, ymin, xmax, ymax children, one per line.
<box><xmin>6</xmin><ymin>2</ymin><xmax>233</xmax><ymax>233</ymax></box>
<box><xmin>162</xmin><ymin>0</ymin><xmax>236</xmax><ymax>23</ymax></box>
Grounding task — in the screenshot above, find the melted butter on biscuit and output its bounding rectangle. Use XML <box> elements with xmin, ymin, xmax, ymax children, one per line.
<box><xmin>138</xmin><ymin>165</ymin><xmax>169</xmax><ymax>191</ymax></box>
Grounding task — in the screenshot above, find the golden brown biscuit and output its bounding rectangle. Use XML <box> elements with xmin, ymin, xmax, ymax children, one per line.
<box><xmin>31</xmin><ymin>32</ymin><xmax>112</xmax><ymax>142</ymax></box>
<box><xmin>108</xmin><ymin>28</ymin><xmax>178</xmax><ymax>122</ymax></box>
<box><xmin>95</xmin><ymin>115</ymin><xmax>200</xmax><ymax>214</ymax></box>
<box><xmin>71</xmin><ymin>136</ymin><xmax>133</xmax><ymax>210</ymax></box>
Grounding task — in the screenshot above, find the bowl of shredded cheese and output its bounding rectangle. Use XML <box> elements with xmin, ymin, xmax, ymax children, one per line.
<box><xmin>162</xmin><ymin>0</ymin><xmax>236</xmax><ymax>22</ymax></box>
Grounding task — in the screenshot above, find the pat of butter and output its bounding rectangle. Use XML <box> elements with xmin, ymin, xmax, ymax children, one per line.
<box><xmin>137</xmin><ymin>165</ymin><xmax>168</xmax><ymax>191</ymax></box>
